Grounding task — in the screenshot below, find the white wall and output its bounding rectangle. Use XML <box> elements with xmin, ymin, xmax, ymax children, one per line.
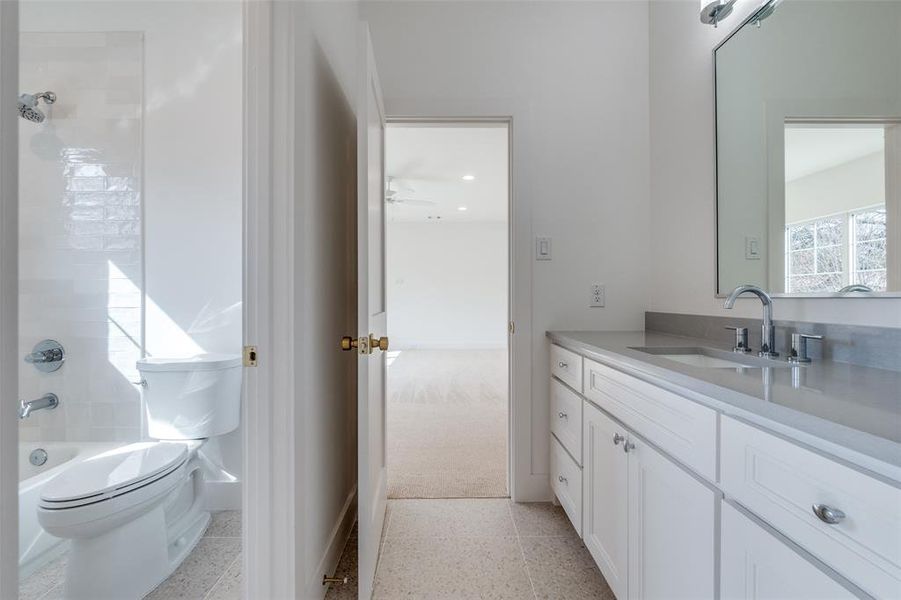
<box><xmin>786</xmin><ymin>152</ymin><xmax>884</xmax><ymax>223</ymax></box>
<box><xmin>20</xmin><ymin>1</ymin><xmax>245</xmax><ymax>490</ymax></box>
<box><xmin>388</xmin><ymin>222</ymin><xmax>507</xmax><ymax>349</ymax></box>
<box><xmin>362</xmin><ymin>0</ymin><xmax>651</xmax><ymax>499</ymax></box>
<box><xmin>648</xmin><ymin>0</ymin><xmax>901</xmax><ymax>327</ymax></box>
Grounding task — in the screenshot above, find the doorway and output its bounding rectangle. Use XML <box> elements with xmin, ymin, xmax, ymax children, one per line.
<box><xmin>384</xmin><ymin>121</ymin><xmax>510</xmax><ymax>499</ymax></box>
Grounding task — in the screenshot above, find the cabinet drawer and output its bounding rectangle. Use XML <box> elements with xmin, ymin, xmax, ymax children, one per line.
<box><xmin>721</xmin><ymin>502</ymin><xmax>857</xmax><ymax>600</ymax></box>
<box><xmin>551</xmin><ymin>436</ymin><xmax>582</xmax><ymax>535</ymax></box>
<box><xmin>551</xmin><ymin>379</ymin><xmax>582</xmax><ymax>464</ymax></box>
<box><xmin>721</xmin><ymin>417</ymin><xmax>901</xmax><ymax>599</ymax></box>
<box><xmin>582</xmin><ymin>359</ymin><xmax>717</xmax><ymax>481</ymax></box>
<box><xmin>551</xmin><ymin>344</ymin><xmax>582</xmax><ymax>392</ymax></box>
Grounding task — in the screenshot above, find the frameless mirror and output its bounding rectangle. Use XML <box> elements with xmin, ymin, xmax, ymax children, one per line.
<box><xmin>715</xmin><ymin>0</ymin><xmax>900</xmax><ymax>296</ymax></box>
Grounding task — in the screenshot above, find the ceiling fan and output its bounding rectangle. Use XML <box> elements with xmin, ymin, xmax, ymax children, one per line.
<box><xmin>385</xmin><ymin>176</ymin><xmax>436</xmax><ymax>207</ymax></box>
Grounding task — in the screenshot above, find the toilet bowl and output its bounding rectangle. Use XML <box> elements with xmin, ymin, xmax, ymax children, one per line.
<box><xmin>37</xmin><ymin>354</ymin><xmax>241</xmax><ymax>600</ymax></box>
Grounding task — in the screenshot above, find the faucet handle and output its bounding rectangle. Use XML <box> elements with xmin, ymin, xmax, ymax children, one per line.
<box><xmin>725</xmin><ymin>326</ymin><xmax>751</xmax><ymax>353</ymax></box>
<box><xmin>788</xmin><ymin>333</ymin><xmax>823</xmax><ymax>364</ymax></box>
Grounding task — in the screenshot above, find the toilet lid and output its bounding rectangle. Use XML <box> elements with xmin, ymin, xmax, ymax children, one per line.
<box><xmin>41</xmin><ymin>442</ymin><xmax>189</xmax><ymax>504</ymax></box>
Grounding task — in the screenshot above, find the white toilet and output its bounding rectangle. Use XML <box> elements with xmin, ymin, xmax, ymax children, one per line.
<box><xmin>37</xmin><ymin>354</ymin><xmax>242</xmax><ymax>600</ymax></box>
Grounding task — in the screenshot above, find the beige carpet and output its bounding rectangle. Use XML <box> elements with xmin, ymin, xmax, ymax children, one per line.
<box><xmin>387</xmin><ymin>349</ymin><xmax>508</xmax><ymax>499</ymax></box>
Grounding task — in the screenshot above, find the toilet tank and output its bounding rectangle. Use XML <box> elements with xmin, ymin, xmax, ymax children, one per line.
<box><xmin>137</xmin><ymin>354</ymin><xmax>242</xmax><ymax>440</ymax></box>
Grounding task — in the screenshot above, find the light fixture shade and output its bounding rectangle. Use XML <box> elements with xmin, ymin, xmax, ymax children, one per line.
<box><xmin>700</xmin><ymin>0</ymin><xmax>736</xmax><ymax>26</ymax></box>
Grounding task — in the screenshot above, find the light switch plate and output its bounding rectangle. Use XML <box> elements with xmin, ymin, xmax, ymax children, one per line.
<box><xmin>590</xmin><ymin>284</ymin><xmax>605</xmax><ymax>307</ymax></box>
<box><xmin>745</xmin><ymin>236</ymin><xmax>761</xmax><ymax>260</ymax></box>
<box><xmin>536</xmin><ymin>236</ymin><xmax>552</xmax><ymax>261</ymax></box>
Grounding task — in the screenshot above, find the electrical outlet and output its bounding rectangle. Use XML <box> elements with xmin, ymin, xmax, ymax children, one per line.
<box><xmin>590</xmin><ymin>284</ymin><xmax>605</xmax><ymax>308</ymax></box>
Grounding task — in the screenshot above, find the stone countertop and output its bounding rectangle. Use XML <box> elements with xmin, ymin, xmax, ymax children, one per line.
<box><xmin>547</xmin><ymin>330</ymin><xmax>901</xmax><ymax>480</ymax></box>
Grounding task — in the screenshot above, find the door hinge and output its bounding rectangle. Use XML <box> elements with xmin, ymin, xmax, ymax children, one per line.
<box><xmin>243</xmin><ymin>345</ymin><xmax>258</xmax><ymax>367</ymax></box>
<box><xmin>509</xmin><ymin>321</ymin><xmax>515</xmax><ymax>334</ymax></box>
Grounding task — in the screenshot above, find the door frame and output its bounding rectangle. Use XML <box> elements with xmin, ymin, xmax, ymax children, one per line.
<box><xmin>242</xmin><ymin>0</ymin><xmax>298</xmax><ymax>597</ymax></box>
<box><xmin>385</xmin><ymin>107</ymin><xmax>538</xmax><ymax>501</ymax></box>
<box><xmin>0</xmin><ymin>1</ymin><xmax>19</xmax><ymax>598</ymax></box>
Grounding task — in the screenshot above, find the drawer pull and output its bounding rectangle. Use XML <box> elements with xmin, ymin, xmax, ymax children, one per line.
<box><xmin>613</xmin><ymin>433</ymin><xmax>625</xmax><ymax>445</ymax></box>
<box><xmin>558</xmin><ymin>411</ymin><xmax>567</xmax><ymax>419</ymax></box>
<box><xmin>812</xmin><ymin>504</ymin><xmax>846</xmax><ymax>525</ymax></box>
<box><xmin>558</xmin><ymin>475</ymin><xmax>568</xmax><ymax>485</ymax></box>
<box><xmin>558</xmin><ymin>361</ymin><xmax>568</xmax><ymax>369</ymax></box>
<box><xmin>623</xmin><ymin>441</ymin><xmax>635</xmax><ymax>453</ymax></box>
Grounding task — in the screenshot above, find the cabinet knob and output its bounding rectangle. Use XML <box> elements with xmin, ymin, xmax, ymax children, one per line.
<box><xmin>812</xmin><ymin>504</ymin><xmax>845</xmax><ymax>525</ymax></box>
<box><xmin>558</xmin><ymin>475</ymin><xmax>568</xmax><ymax>485</ymax></box>
<box><xmin>613</xmin><ymin>433</ymin><xmax>625</xmax><ymax>445</ymax></box>
<box><xmin>558</xmin><ymin>411</ymin><xmax>567</xmax><ymax>419</ymax></box>
<box><xmin>623</xmin><ymin>441</ymin><xmax>635</xmax><ymax>453</ymax></box>
<box><xmin>558</xmin><ymin>361</ymin><xmax>568</xmax><ymax>369</ymax></box>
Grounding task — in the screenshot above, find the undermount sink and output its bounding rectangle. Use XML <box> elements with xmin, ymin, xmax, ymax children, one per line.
<box><xmin>629</xmin><ymin>346</ymin><xmax>794</xmax><ymax>369</ymax></box>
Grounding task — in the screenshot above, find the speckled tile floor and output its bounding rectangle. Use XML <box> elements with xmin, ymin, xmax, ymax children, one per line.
<box><xmin>18</xmin><ymin>511</ymin><xmax>242</xmax><ymax>600</ymax></box>
<box><xmin>22</xmin><ymin>501</ymin><xmax>610</xmax><ymax>600</ymax></box>
<box><xmin>326</xmin><ymin>499</ymin><xmax>614</xmax><ymax>600</ymax></box>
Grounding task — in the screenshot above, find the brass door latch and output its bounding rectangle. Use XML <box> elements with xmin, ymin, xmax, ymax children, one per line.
<box><xmin>341</xmin><ymin>335</ymin><xmax>389</xmax><ymax>354</ymax></box>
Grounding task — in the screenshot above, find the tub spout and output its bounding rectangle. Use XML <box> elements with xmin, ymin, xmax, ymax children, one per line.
<box><xmin>18</xmin><ymin>393</ymin><xmax>59</xmax><ymax>419</ymax></box>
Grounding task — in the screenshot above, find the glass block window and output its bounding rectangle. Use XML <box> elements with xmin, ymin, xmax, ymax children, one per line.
<box><xmin>851</xmin><ymin>208</ymin><xmax>887</xmax><ymax>291</ymax></box>
<box><xmin>785</xmin><ymin>215</ymin><xmax>845</xmax><ymax>293</ymax></box>
<box><xmin>785</xmin><ymin>206</ymin><xmax>888</xmax><ymax>293</ymax></box>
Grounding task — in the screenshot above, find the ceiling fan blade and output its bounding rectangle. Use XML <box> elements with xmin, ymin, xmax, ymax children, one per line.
<box><xmin>388</xmin><ymin>197</ymin><xmax>436</xmax><ymax>207</ymax></box>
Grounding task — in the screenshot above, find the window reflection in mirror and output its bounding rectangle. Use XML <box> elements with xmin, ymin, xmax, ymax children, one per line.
<box><xmin>784</xmin><ymin>125</ymin><xmax>889</xmax><ymax>293</ymax></box>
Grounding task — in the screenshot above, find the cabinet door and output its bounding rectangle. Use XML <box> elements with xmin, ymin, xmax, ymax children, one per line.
<box><xmin>721</xmin><ymin>503</ymin><xmax>857</xmax><ymax>600</ymax></box>
<box><xmin>582</xmin><ymin>401</ymin><xmax>629</xmax><ymax>600</ymax></box>
<box><xmin>627</xmin><ymin>435</ymin><xmax>715</xmax><ymax>600</ymax></box>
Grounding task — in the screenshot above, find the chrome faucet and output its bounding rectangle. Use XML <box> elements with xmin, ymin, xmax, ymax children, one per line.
<box><xmin>18</xmin><ymin>393</ymin><xmax>59</xmax><ymax>419</ymax></box>
<box><xmin>723</xmin><ymin>285</ymin><xmax>779</xmax><ymax>358</ymax></box>
<box><xmin>838</xmin><ymin>284</ymin><xmax>873</xmax><ymax>293</ymax></box>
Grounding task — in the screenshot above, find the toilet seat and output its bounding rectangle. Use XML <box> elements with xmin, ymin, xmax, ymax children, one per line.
<box><xmin>40</xmin><ymin>442</ymin><xmax>189</xmax><ymax>510</ymax></box>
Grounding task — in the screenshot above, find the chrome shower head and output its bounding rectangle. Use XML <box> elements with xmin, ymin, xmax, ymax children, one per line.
<box><xmin>18</xmin><ymin>91</ymin><xmax>57</xmax><ymax>123</ymax></box>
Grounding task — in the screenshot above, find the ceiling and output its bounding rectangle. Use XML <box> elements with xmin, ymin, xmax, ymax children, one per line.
<box><xmin>784</xmin><ymin>126</ymin><xmax>885</xmax><ymax>182</ymax></box>
<box><xmin>385</xmin><ymin>124</ymin><xmax>508</xmax><ymax>223</ymax></box>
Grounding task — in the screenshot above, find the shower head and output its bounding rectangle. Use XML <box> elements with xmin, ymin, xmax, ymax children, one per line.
<box><xmin>17</xmin><ymin>91</ymin><xmax>57</xmax><ymax>123</ymax></box>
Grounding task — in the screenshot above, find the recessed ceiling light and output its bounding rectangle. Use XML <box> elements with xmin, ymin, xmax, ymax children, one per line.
<box><xmin>462</xmin><ymin>174</ymin><xmax>475</xmax><ymax>181</ymax></box>
<box><xmin>457</xmin><ymin>206</ymin><xmax>468</xmax><ymax>211</ymax></box>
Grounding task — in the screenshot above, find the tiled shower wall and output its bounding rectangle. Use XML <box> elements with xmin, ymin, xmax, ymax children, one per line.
<box><xmin>19</xmin><ymin>32</ymin><xmax>144</xmax><ymax>443</ymax></box>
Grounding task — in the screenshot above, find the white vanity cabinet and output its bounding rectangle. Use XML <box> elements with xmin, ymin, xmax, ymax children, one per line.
<box><xmin>582</xmin><ymin>400</ymin><xmax>716</xmax><ymax>600</ymax></box>
<box><xmin>547</xmin><ymin>340</ymin><xmax>887</xmax><ymax>600</ymax></box>
<box><xmin>582</xmin><ymin>402</ymin><xmax>628</xmax><ymax>599</ymax></box>
<box><xmin>721</xmin><ymin>503</ymin><xmax>856</xmax><ymax>600</ymax></box>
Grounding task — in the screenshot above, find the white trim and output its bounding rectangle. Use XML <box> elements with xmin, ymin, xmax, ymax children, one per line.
<box><xmin>886</xmin><ymin>124</ymin><xmax>901</xmax><ymax>291</ymax></box>
<box><xmin>242</xmin><ymin>1</ymin><xmax>298</xmax><ymax>598</ymax></box>
<box><xmin>0</xmin><ymin>2</ymin><xmax>19</xmax><ymax>597</ymax></box>
<box><xmin>385</xmin><ymin>101</ymin><xmax>542</xmax><ymax>502</ymax></box>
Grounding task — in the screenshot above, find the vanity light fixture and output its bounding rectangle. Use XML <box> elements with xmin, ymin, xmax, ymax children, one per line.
<box><xmin>699</xmin><ymin>0</ymin><xmax>736</xmax><ymax>27</ymax></box>
<box><xmin>457</xmin><ymin>206</ymin><xmax>468</xmax><ymax>211</ymax></box>
<box><xmin>462</xmin><ymin>174</ymin><xmax>475</xmax><ymax>181</ymax></box>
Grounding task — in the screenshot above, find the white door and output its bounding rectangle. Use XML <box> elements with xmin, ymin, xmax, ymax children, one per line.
<box><xmin>355</xmin><ymin>24</ymin><xmax>388</xmax><ymax>600</ymax></box>
<box><xmin>582</xmin><ymin>402</ymin><xmax>628</xmax><ymax>600</ymax></box>
<box><xmin>626</xmin><ymin>435</ymin><xmax>715</xmax><ymax>600</ymax></box>
<box><xmin>721</xmin><ymin>503</ymin><xmax>856</xmax><ymax>600</ymax></box>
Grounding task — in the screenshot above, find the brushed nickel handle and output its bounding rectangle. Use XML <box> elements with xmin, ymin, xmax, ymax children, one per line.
<box><xmin>623</xmin><ymin>441</ymin><xmax>635</xmax><ymax>453</ymax></box>
<box><xmin>558</xmin><ymin>361</ymin><xmax>568</xmax><ymax>369</ymax></box>
<box><xmin>613</xmin><ymin>433</ymin><xmax>625</xmax><ymax>445</ymax></box>
<box><xmin>558</xmin><ymin>475</ymin><xmax>568</xmax><ymax>485</ymax></box>
<box><xmin>812</xmin><ymin>504</ymin><xmax>845</xmax><ymax>525</ymax></box>
<box><xmin>558</xmin><ymin>411</ymin><xmax>567</xmax><ymax>419</ymax></box>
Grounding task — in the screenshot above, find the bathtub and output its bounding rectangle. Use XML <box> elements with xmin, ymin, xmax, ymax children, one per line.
<box><xmin>18</xmin><ymin>441</ymin><xmax>122</xmax><ymax>578</ymax></box>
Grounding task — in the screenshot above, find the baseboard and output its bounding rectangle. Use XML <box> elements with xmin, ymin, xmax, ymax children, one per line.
<box><xmin>512</xmin><ymin>473</ymin><xmax>553</xmax><ymax>503</ymax></box>
<box><xmin>305</xmin><ymin>486</ymin><xmax>358</xmax><ymax>599</ymax></box>
<box><xmin>203</xmin><ymin>480</ymin><xmax>242</xmax><ymax>511</ymax></box>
